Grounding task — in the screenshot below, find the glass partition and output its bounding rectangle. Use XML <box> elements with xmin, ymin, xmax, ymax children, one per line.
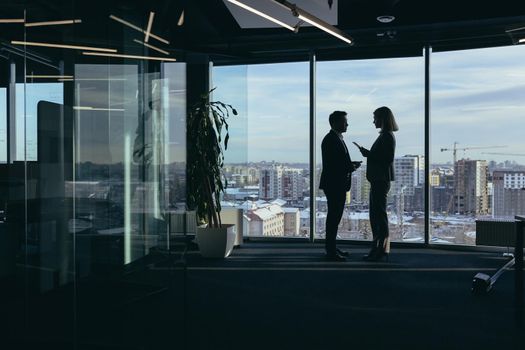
<box><xmin>316</xmin><ymin>57</ymin><xmax>425</xmax><ymax>243</ymax></box>
<box><xmin>0</xmin><ymin>1</ymin><xmax>187</xmax><ymax>347</ymax></box>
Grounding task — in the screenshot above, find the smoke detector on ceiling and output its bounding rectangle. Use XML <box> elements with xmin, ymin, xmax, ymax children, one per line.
<box><xmin>377</xmin><ymin>15</ymin><xmax>395</xmax><ymax>23</ymax></box>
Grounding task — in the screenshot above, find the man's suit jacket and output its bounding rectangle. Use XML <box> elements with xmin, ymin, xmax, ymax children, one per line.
<box><xmin>364</xmin><ymin>131</ymin><xmax>396</xmax><ymax>182</ymax></box>
<box><xmin>319</xmin><ymin>130</ymin><xmax>354</xmax><ymax>193</ymax></box>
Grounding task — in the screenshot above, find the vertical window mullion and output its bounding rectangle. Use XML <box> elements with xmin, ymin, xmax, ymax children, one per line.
<box><xmin>309</xmin><ymin>51</ymin><xmax>316</xmax><ymax>243</ymax></box>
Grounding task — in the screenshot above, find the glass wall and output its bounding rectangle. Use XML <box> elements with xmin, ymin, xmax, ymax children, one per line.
<box><xmin>431</xmin><ymin>45</ymin><xmax>525</xmax><ymax>245</ymax></box>
<box><xmin>0</xmin><ymin>1</ymin><xmax>187</xmax><ymax>347</ymax></box>
<box><xmin>213</xmin><ymin>62</ymin><xmax>310</xmax><ymax>238</ymax></box>
<box><xmin>316</xmin><ymin>57</ymin><xmax>425</xmax><ymax>243</ymax></box>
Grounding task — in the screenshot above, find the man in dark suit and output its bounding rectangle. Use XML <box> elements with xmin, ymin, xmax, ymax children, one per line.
<box><xmin>319</xmin><ymin>111</ymin><xmax>360</xmax><ymax>261</ymax></box>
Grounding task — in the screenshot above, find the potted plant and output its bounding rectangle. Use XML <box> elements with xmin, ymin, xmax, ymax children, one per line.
<box><xmin>187</xmin><ymin>88</ymin><xmax>238</xmax><ymax>258</ymax></box>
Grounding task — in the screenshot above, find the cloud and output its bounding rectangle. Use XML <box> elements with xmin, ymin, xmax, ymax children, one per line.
<box><xmin>213</xmin><ymin>45</ymin><xmax>525</xmax><ymax>164</ymax></box>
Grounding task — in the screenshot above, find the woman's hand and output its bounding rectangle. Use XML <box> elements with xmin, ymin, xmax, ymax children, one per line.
<box><xmin>359</xmin><ymin>147</ymin><xmax>370</xmax><ymax>157</ymax></box>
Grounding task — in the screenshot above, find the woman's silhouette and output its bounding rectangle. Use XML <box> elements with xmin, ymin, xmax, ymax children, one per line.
<box><xmin>356</xmin><ymin>106</ymin><xmax>398</xmax><ymax>261</ymax></box>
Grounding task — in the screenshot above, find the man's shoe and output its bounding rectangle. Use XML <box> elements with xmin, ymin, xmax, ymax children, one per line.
<box><xmin>325</xmin><ymin>253</ymin><xmax>346</xmax><ymax>262</ymax></box>
<box><xmin>337</xmin><ymin>248</ymin><xmax>350</xmax><ymax>257</ymax></box>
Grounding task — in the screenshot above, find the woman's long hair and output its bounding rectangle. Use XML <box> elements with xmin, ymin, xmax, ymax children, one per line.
<box><xmin>375</xmin><ymin>106</ymin><xmax>399</xmax><ymax>132</ymax></box>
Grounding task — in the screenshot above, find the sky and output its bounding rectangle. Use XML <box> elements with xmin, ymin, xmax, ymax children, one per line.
<box><xmin>213</xmin><ymin>44</ymin><xmax>525</xmax><ymax>165</ymax></box>
<box><xmin>3</xmin><ymin>46</ymin><xmax>525</xmax><ymax>166</ymax></box>
<box><xmin>15</xmin><ymin>83</ymin><xmax>63</xmax><ymax>161</ymax></box>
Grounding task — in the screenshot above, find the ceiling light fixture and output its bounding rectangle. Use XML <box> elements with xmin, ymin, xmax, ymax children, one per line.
<box><xmin>11</xmin><ymin>40</ymin><xmax>117</xmax><ymax>53</ymax></box>
<box><xmin>82</xmin><ymin>51</ymin><xmax>176</xmax><ymax>62</ymax></box>
<box><xmin>0</xmin><ymin>18</ymin><xmax>25</xmax><ymax>23</ymax></box>
<box><xmin>133</xmin><ymin>39</ymin><xmax>170</xmax><ymax>55</ymax></box>
<box><xmin>144</xmin><ymin>12</ymin><xmax>155</xmax><ymax>43</ymax></box>
<box><xmin>271</xmin><ymin>0</ymin><xmax>353</xmax><ymax>44</ymax></box>
<box><xmin>25</xmin><ymin>19</ymin><xmax>82</xmax><ymax>27</ymax></box>
<box><xmin>519</xmin><ymin>38</ymin><xmax>525</xmax><ymax>44</ymax></box>
<box><xmin>376</xmin><ymin>15</ymin><xmax>395</xmax><ymax>23</ymax></box>
<box><xmin>26</xmin><ymin>75</ymin><xmax>74</xmax><ymax>79</ymax></box>
<box><xmin>73</xmin><ymin>78</ymin><xmax>126</xmax><ymax>81</ymax></box>
<box><xmin>73</xmin><ymin>106</ymin><xmax>125</xmax><ymax>112</ymax></box>
<box><xmin>506</xmin><ymin>26</ymin><xmax>525</xmax><ymax>33</ymax></box>
<box><xmin>177</xmin><ymin>11</ymin><xmax>184</xmax><ymax>26</ymax></box>
<box><xmin>109</xmin><ymin>15</ymin><xmax>169</xmax><ymax>44</ymax></box>
<box><xmin>227</xmin><ymin>0</ymin><xmax>297</xmax><ymax>32</ymax></box>
<box><xmin>292</xmin><ymin>6</ymin><xmax>352</xmax><ymax>44</ymax></box>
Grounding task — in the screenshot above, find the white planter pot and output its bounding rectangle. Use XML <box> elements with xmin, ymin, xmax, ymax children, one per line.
<box><xmin>196</xmin><ymin>224</ymin><xmax>236</xmax><ymax>258</ymax></box>
<box><xmin>220</xmin><ymin>208</ymin><xmax>243</xmax><ymax>247</ymax></box>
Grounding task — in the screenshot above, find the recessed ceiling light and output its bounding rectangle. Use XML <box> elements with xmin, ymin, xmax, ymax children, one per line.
<box><xmin>228</xmin><ymin>0</ymin><xmax>297</xmax><ymax>32</ymax></box>
<box><xmin>144</xmin><ymin>12</ymin><xmax>155</xmax><ymax>43</ymax></box>
<box><xmin>177</xmin><ymin>11</ymin><xmax>184</xmax><ymax>26</ymax></box>
<box><xmin>295</xmin><ymin>9</ymin><xmax>352</xmax><ymax>44</ymax></box>
<box><xmin>133</xmin><ymin>39</ymin><xmax>170</xmax><ymax>55</ymax></box>
<box><xmin>25</xmin><ymin>19</ymin><xmax>82</xmax><ymax>27</ymax></box>
<box><xmin>11</xmin><ymin>40</ymin><xmax>117</xmax><ymax>52</ymax></box>
<box><xmin>377</xmin><ymin>15</ymin><xmax>395</xmax><ymax>24</ymax></box>
<box><xmin>73</xmin><ymin>106</ymin><xmax>125</xmax><ymax>112</ymax></box>
<box><xmin>26</xmin><ymin>75</ymin><xmax>74</xmax><ymax>79</ymax></box>
<box><xmin>109</xmin><ymin>15</ymin><xmax>169</xmax><ymax>45</ymax></box>
<box><xmin>82</xmin><ymin>51</ymin><xmax>176</xmax><ymax>62</ymax></box>
<box><xmin>0</xmin><ymin>18</ymin><xmax>25</xmax><ymax>23</ymax></box>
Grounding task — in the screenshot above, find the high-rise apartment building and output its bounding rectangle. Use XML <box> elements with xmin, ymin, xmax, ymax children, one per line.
<box><xmin>493</xmin><ymin>170</ymin><xmax>525</xmax><ymax>218</ymax></box>
<box><xmin>350</xmin><ymin>165</ymin><xmax>369</xmax><ymax>205</ymax></box>
<box><xmin>393</xmin><ymin>155</ymin><xmax>425</xmax><ymax>196</ymax></box>
<box><xmin>392</xmin><ymin>155</ymin><xmax>425</xmax><ymax>211</ymax></box>
<box><xmin>259</xmin><ymin>166</ymin><xmax>304</xmax><ymax>203</ymax></box>
<box><xmin>454</xmin><ymin>159</ymin><xmax>489</xmax><ymax>215</ymax></box>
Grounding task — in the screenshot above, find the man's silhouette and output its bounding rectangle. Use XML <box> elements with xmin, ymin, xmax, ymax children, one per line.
<box><xmin>319</xmin><ymin>111</ymin><xmax>360</xmax><ymax>261</ymax></box>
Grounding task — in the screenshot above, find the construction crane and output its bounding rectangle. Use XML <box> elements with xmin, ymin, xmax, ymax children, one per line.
<box><xmin>440</xmin><ymin>142</ymin><xmax>508</xmax><ymax>165</ymax></box>
<box><xmin>441</xmin><ymin>142</ymin><xmax>507</xmax><ymax>215</ymax></box>
<box><xmin>481</xmin><ymin>152</ymin><xmax>525</xmax><ymax>157</ymax></box>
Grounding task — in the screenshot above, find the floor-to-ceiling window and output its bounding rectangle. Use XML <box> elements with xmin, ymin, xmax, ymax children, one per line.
<box><xmin>213</xmin><ymin>62</ymin><xmax>310</xmax><ymax>238</ymax></box>
<box><xmin>316</xmin><ymin>56</ymin><xmax>425</xmax><ymax>243</ymax></box>
<box><xmin>430</xmin><ymin>44</ymin><xmax>525</xmax><ymax>245</ymax></box>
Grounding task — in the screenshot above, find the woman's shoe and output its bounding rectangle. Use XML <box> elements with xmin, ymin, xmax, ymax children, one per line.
<box><xmin>362</xmin><ymin>238</ymin><xmax>379</xmax><ymax>260</ymax></box>
<box><xmin>364</xmin><ymin>250</ymin><xmax>389</xmax><ymax>262</ymax></box>
<box><xmin>362</xmin><ymin>246</ymin><xmax>378</xmax><ymax>260</ymax></box>
<box><xmin>364</xmin><ymin>238</ymin><xmax>390</xmax><ymax>262</ymax></box>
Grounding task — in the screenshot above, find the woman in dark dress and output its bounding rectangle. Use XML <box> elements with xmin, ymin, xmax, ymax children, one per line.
<box><xmin>356</xmin><ymin>106</ymin><xmax>398</xmax><ymax>261</ymax></box>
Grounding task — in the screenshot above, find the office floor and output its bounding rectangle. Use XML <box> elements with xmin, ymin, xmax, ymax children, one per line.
<box><xmin>5</xmin><ymin>242</ymin><xmax>524</xmax><ymax>350</ymax></box>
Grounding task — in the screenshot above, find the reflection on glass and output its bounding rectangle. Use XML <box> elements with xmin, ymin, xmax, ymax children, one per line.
<box><xmin>0</xmin><ymin>88</ymin><xmax>6</xmax><ymax>162</ymax></box>
<box><xmin>213</xmin><ymin>62</ymin><xmax>309</xmax><ymax>237</ymax></box>
<box><xmin>0</xmin><ymin>2</ymin><xmax>188</xmax><ymax>347</ymax></box>
<box><xmin>163</xmin><ymin>63</ymin><xmax>187</xmax><ymax>210</ymax></box>
<box><xmin>16</xmin><ymin>83</ymin><xmax>63</xmax><ymax>160</ymax></box>
<box><xmin>316</xmin><ymin>57</ymin><xmax>425</xmax><ymax>242</ymax></box>
<box><xmin>431</xmin><ymin>45</ymin><xmax>525</xmax><ymax>245</ymax></box>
